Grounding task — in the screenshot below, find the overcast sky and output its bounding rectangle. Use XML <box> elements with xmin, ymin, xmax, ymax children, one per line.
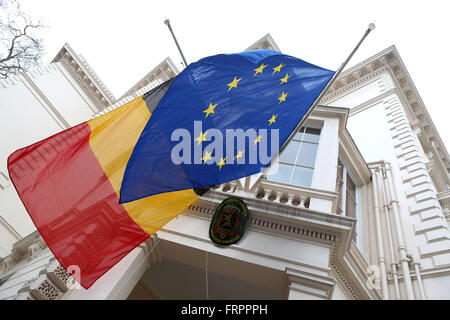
<box><xmin>19</xmin><ymin>0</ymin><xmax>450</xmax><ymax>151</ymax></box>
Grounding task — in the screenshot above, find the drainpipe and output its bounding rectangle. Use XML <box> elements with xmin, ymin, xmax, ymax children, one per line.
<box><xmin>384</xmin><ymin>163</ymin><xmax>415</xmax><ymax>300</ymax></box>
<box><xmin>371</xmin><ymin>169</ymin><xmax>389</xmax><ymax>299</ymax></box>
<box><xmin>378</xmin><ymin>169</ymin><xmax>401</xmax><ymax>299</ymax></box>
<box><xmin>411</xmin><ymin>257</ymin><xmax>427</xmax><ymax>300</ymax></box>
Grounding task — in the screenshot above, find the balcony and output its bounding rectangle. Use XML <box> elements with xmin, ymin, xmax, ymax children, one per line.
<box><xmin>211</xmin><ymin>175</ymin><xmax>339</xmax><ymax>214</ymax></box>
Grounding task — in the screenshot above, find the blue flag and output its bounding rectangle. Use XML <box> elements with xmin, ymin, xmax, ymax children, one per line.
<box><xmin>119</xmin><ymin>49</ymin><xmax>334</xmax><ymax>203</ymax></box>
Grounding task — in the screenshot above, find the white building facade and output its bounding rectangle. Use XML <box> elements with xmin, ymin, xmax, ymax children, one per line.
<box><xmin>0</xmin><ymin>35</ymin><xmax>449</xmax><ymax>300</ymax></box>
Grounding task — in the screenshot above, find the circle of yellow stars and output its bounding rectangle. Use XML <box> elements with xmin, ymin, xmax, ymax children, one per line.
<box><xmin>194</xmin><ymin>60</ymin><xmax>292</xmax><ymax>170</ymax></box>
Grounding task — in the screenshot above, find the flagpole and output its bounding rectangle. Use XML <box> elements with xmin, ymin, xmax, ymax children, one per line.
<box><xmin>197</xmin><ymin>23</ymin><xmax>375</xmax><ymax>196</ymax></box>
<box><xmin>278</xmin><ymin>23</ymin><xmax>376</xmax><ymax>155</ymax></box>
<box><xmin>164</xmin><ymin>18</ymin><xmax>189</xmax><ymax>68</ymax></box>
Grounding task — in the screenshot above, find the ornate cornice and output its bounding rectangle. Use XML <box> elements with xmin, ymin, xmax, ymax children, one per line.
<box><xmin>321</xmin><ymin>45</ymin><xmax>450</xmax><ymax>181</ymax></box>
<box><xmin>187</xmin><ymin>198</ymin><xmax>339</xmax><ymax>245</ymax></box>
<box><xmin>196</xmin><ymin>183</ymin><xmax>351</xmax><ymax>232</ymax></box>
<box><xmin>118</xmin><ymin>57</ymin><xmax>179</xmax><ymax>101</ymax></box>
<box><xmin>52</xmin><ymin>43</ymin><xmax>116</xmax><ymax>111</ymax></box>
<box><xmin>322</xmin><ymin>66</ymin><xmax>390</xmax><ymax>104</ymax></box>
<box><xmin>246</xmin><ymin>33</ymin><xmax>280</xmax><ymax>52</ymax></box>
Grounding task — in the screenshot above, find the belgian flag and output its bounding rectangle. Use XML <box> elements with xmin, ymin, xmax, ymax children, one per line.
<box><xmin>8</xmin><ymin>49</ymin><xmax>334</xmax><ymax>288</ymax></box>
<box><xmin>7</xmin><ymin>79</ymin><xmax>203</xmax><ymax>289</ymax></box>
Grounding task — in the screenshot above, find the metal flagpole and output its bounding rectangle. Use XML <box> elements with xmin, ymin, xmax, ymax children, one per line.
<box><xmin>188</xmin><ymin>23</ymin><xmax>375</xmax><ymax>196</ymax></box>
<box><xmin>164</xmin><ymin>18</ymin><xmax>189</xmax><ymax>68</ymax></box>
<box><xmin>278</xmin><ymin>23</ymin><xmax>376</xmax><ymax>155</ymax></box>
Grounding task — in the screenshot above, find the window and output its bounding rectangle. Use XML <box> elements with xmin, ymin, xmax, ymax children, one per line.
<box><xmin>336</xmin><ymin>159</ymin><xmax>359</xmax><ymax>242</ymax></box>
<box><xmin>266</xmin><ymin>126</ymin><xmax>321</xmax><ymax>187</ymax></box>
<box><xmin>346</xmin><ymin>173</ymin><xmax>357</xmax><ymax>219</ymax></box>
<box><xmin>336</xmin><ymin>162</ymin><xmax>344</xmax><ymax>214</ymax></box>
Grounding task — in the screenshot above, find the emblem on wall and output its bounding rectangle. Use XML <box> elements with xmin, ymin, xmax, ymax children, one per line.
<box><xmin>209</xmin><ymin>197</ymin><xmax>249</xmax><ymax>246</ymax></box>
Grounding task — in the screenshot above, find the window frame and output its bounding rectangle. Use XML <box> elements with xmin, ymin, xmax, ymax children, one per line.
<box><xmin>337</xmin><ymin>158</ymin><xmax>361</xmax><ymax>245</ymax></box>
<box><xmin>266</xmin><ymin>125</ymin><xmax>322</xmax><ymax>187</ymax></box>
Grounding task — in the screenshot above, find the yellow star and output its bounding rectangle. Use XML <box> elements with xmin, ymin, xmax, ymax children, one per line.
<box><xmin>253</xmin><ymin>136</ymin><xmax>261</xmax><ymax>145</ymax></box>
<box><xmin>268</xmin><ymin>114</ymin><xmax>278</xmax><ymax>126</ymax></box>
<box><xmin>194</xmin><ymin>130</ymin><xmax>207</xmax><ymax>146</ymax></box>
<box><xmin>278</xmin><ymin>91</ymin><xmax>288</xmax><ymax>104</ymax></box>
<box><xmin>235</xmin><ymin>150</ymin><xmax>244</xmax><ymax>160</ymax></box>
<box><xmin>227</xmin><ymin>76</ymin><xmax>242</xmax><ymax>92</ymax></box>
<box><xmin>280</xmin><ymin>73</ymin><xmax>292</xmax><ymax>85</ymax></box>
<box><xmin>272</xmin><ymin>63</ymin><xmax>285</xmax><ymax>75</ymax></box>
<box><xmin>253</xmin><ymin>63</ymin><xmax>268</xmax><ymax>77</ymax></box>
<box><xmin>217</xmin><ymin>157</ymin><xmax>227</xmax><ymax>170</ymax></box>
<box><xmin>203</xmin><ymin>102</ymin><xmax>217</xmax><ymax>118</ymax></box>
<box><xmin>201</xmin><ymin>150</ymin><xmax>213</xmax><ymax>164</ymax></box>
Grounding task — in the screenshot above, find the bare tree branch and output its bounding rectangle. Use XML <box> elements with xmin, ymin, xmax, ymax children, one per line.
<box><xmin>0</xmin><ymin>0</ymin><xmax>45</xmax><ymax>79</ymax></box>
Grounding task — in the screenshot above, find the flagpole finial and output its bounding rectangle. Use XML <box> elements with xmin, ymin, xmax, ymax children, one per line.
<box><xmin>163</xmin><ymin>18</ymin><xmax>188</xmax><ymax>67</ymax></box>
<box><xmin>278</xmin><ymin>23</ymin><xmax>376</xmax><ymax>156</ymax></box>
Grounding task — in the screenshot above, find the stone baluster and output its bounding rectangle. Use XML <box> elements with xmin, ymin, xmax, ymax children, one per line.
<box><xmin>299</xmin><ymin>195</ymin><xmax>308</xmax><ymax>208</ymax></box>
<box><xmin>263</xmin><ymin>189</ymin><xmax>272</xmax><ymax>201</ymax></box>
<box><xmin>286</xmin><ymin>194</ymin><xmax>295</xmax><ymax>206</ymax></box>
<box><xmin>274</xmin><ymin>191</ymin><xmax>283</xmax><ymax>203</ymax></box>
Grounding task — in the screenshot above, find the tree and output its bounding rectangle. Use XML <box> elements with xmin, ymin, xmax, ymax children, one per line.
<box><xmin>0</xmin><ymin>0</ymin><xmax>44</xmax><ymax>79</ymax></box>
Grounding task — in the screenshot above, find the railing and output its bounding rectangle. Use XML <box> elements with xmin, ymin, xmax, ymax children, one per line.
<box><xmin>211</xmin><ymin>177</ymin><xmax>338</xmax><ymax>213</ymax></box>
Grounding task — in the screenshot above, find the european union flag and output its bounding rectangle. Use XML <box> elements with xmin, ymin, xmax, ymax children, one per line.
<box><xmin>120</xmin><ymin>49</ymin><xmax>334</xmax><ymax>203</ymax></box>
